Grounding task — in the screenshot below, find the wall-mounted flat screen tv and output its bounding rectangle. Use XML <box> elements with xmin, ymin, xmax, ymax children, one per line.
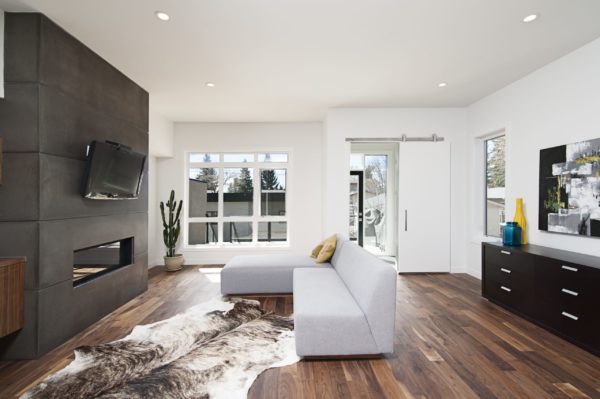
<box><xmin>81</xmin><ymin>141</ymin><xmax>146</xmax><ymax>200</ymax></box>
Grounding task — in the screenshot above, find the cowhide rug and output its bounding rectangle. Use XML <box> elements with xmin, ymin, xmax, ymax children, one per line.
<box><xmin>22</xmin><ymin>297</ymin><xmax>298</xmax><ymax>399</ymax></box>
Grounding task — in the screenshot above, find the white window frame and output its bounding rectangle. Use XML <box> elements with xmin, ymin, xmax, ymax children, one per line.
<box><xmin>483</xmin><ymin>132</ymin><xmax>506</xmax><ymax>238</ymax></box>
<box><xmin>184</xmin><ymin>151</ymin><xmax>290</xmax><ymax>249</ymax></box>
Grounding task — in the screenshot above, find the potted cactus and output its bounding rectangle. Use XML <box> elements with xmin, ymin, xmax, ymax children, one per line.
<box><xmin>161</xmin><ymin>190</ymin><xmax>184</xmax><ymax>272</ymax></box>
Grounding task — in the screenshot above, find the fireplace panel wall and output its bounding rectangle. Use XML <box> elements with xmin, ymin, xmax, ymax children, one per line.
<box><xmin>37</xmin><ymin>253</ymin><xmax>148</xmax><ymax>356</ymax></box>
<box><xmin>0</xmin><ymin>13</ymin><xmax>149</xmax><ymax>359</ymax></box>
<box><xmin>38</xmin><ymin>210</ymin><xmax>148</xmax><ymax>290</ymax></box>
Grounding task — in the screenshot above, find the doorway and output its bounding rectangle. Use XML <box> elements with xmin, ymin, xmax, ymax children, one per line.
<box><xmin>349</xmin><ymin>143</ymin><xmax>398</xmax><ymax>261</ymax></box>
<box><xmin>397</xmin><ymin>141</ymin><xmax>451</xmax><ymax>273</ymax></box>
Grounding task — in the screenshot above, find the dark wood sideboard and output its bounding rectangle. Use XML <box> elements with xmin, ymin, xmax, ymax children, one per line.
<box><xmin>482</xmin><ymin>242</ymin><xmax>600</xmax><ymax>356</ymax></box>
<box><xmin>0</xmin><ymin>258</ymin><xmax>25</xmax><ymax>338</ymax></box>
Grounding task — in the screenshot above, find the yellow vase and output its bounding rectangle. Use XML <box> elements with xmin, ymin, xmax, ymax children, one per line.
<box><xmin>514</xmin><ymin>198</ymin><xmax>527</xmax><ymax>245</ymax></box>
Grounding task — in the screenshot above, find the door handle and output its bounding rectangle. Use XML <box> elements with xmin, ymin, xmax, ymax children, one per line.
<box><xmin>500</xmin><ymin>286</ymin><xmax>511</xmax><ymax>292</ymax></box>
<box><xmin>561</xmin><ymin>265</ymin><xmax>578</xmax><ymax>272</ymax></box>
<box><xmin>561</xmin><ymin>288</ymin><xmax>579</xmax><ymax>297</ymax></box>
<box><xmin>561</xmin><ymin>311</ymin><xmax>579</xmax><ymax>321</ymax></box>
<box><xmin>404</xmin><ymin>209</ymin><xmax>407</xmax><ymax>231</ymax></box>
<box><xmin>500</xmin><ymin>268</ymin><xmax>511</xmax><ymax>274</ymax></box>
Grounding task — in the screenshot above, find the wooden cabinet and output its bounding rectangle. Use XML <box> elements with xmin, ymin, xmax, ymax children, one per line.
<box><xmin>0</xmin><ymin>258</ymin><xmax>25</xmax><ymax>337</ymax></box>
<box><xmin>482</xmin><ymin>243</ymin><xmax>600</xmax><ymax>356</ymax></box>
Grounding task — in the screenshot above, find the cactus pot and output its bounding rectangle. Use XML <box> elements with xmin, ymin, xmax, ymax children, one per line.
<box><xmin>164</xmin><ymin>254</ymin><xmax>184</xmax><ymax>272</ymax></box>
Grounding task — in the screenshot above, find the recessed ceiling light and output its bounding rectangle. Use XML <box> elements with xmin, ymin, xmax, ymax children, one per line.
<box><xmin>523</xmin><ymin>14</ymin><xmax>538</xmax><ymax>23</ymax></box>
<box><xmin>155</xmin><ymin>11</ymin><xmax>170</xmax><ymax>21</ymax></box>
<box><xmin>438</xmin><ymin>82</ymin><xmax>447</xmax><ymax>88</ymax></box>
<box><xmin>206</xmin><ymin>82</ymin><xmax>216</xmax><ymax>88</ymax></box>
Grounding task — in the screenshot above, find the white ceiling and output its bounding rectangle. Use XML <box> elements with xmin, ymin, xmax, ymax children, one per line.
<box><xmin>2</xmin><ymin>0</ymin><xmax>600</xmax><ymax>122</ymax></box>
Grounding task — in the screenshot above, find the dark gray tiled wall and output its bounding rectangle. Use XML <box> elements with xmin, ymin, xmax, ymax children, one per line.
<box><xmin>0</xmin><ymin>13</ymin><xmax>149</xmax><ymax>359</ymax></box>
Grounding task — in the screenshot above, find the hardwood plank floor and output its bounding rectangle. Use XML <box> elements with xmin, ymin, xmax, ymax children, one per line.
<box><xmin>1</xmin><ymin>266</ymin><xmax>599</xmax><ymax>398</ymax></box>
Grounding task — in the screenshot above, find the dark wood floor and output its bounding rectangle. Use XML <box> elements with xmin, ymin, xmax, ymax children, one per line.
<box><xmin>1</xmin><ymin>266</ymin><xmax>599</xmax><ymax>398</ymax></box>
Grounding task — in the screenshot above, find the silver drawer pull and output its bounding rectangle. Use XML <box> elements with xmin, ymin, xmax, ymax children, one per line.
<box><xmin>500</xmin><ymin>268</ymin><xmax>511</xmax><ymax>274</ymax></box>
<box><xmin>561</xmin><ymin>265</ymin><xmax>578</xmax><ymax>272</ymax></box>
<box><xmin>500</xmin><ymin>286</ymin><xmax>511</xmax><ymax>292</ymax></box>
<box><xmin>500</xmin><ymin>250</ymin><xmax>511</xmax><ymax>255</ymax></box>
<box><xmin>561</xmin><ymin>288</ymin><xmax>579</xmax><ymax>297</ymax></box>
<box><xmin>561</xmin><ymin>311</ymin><xmax>579</xmax><ymax>321</ymax></box>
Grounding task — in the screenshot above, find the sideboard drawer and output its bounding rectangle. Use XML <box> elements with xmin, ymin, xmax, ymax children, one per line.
<box><xmin>484</xmin><ymin>245</ymin><xmax>531</xmax><ymax>270</ymax></box>
<box><xmin>484</xmin><ymin>279</ymin><xmax>528</xmax><ymax>313</ymax></box>
<box><xmin>557</xmin><ymin>307</ymin><xmax>598</xmax><ymax>350</ymax></box>
<box><xmin>537</xmin><ymin>296</ymin><xmax>595</xmax><ymax>326</ymax></box>
<box><xmin>485</xmin><ymin>261</ymin><xmax>532</xmax><ymax>291</ymax></box>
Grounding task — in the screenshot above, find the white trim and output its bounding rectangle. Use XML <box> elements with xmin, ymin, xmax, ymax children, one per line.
<box><xmin>477</xmin><ymin>129</ymin><xmax>507</xmax><ymax>239</ymax></box>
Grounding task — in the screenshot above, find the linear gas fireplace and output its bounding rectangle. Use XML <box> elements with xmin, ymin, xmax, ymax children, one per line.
<box><xmin>73</xmin><ymin>238</ymin><xmax>134</xmax><ymax>286</ymax></box>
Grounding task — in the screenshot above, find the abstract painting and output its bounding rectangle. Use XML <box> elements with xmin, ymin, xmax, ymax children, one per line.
<box><xmin>539</xmin><ymin>137</ymin><xmax>600</xmax><ymax>237</ymax></box>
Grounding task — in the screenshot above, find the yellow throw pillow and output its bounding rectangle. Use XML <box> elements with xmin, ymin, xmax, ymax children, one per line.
<box><xmin>315</xmin><ymin>235</ymin><xmax>337</xmax><ymax>263</ymax></box>
<box><xmin>311</xmin><ymin>243</ymin><xmax>324</xmax><ymax>258</ymax></box>
<box><xmin>310</xmin><ymin>235</ymin><xmax>336</xmax><ymax>259</ymax></box>
<box><xmin>316</xmin><ymin>243</ymin><xmax>336</xmax><ymax>263</ymax></box>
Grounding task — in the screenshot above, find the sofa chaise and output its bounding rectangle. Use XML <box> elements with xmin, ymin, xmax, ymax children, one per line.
<box><xmin>221</xmin><ymin>236</ymin><xmax>397</xmax><ymax>357</ymax></box>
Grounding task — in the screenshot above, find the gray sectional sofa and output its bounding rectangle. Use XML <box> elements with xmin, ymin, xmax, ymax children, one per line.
<box><xmin>221</xmin><ymin>236</ymin><xmax>397</xmax><ymax>357</ymax></box>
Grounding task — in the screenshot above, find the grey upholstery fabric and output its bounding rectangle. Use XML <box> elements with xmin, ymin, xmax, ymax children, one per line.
<box><xmin>220</xmin><ymin>237</ymin><xmax>396</xmax><ymax>356</ymax></box>
<box><xmin>293</xmin><ymin>268</ymin><xmax>379</xmax><ymax>356</ymax></box>
<box><xmin>332</xmin><ymin>241</ymin><xmax>397</xmax><ymax>353</ymax></box>
<box><xmin>221</xmin><ymin>255</ymin><xmax>331</xmax><ymax>294</ymax></box>
<box><xmin>330</xmin><ymin>234</ymin><xmax>349</xmax><ymax>268</ymax></box>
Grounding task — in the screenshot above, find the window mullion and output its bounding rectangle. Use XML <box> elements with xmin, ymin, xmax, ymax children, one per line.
<box><xmin>218</xmin><ymin>166</ymin><xmax>224</xmax><ymax>244</ymax></box>
<box><xmin>253</xmin><ymin>167</ymin><xmax>260</xmax><ymax>243</ymax></box>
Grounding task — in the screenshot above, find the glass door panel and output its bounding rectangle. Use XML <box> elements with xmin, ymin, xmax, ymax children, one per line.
<box><xmin>363</xmin><ymin>155</ymin><xmax>388</xmax><ymax>255</ymax></box>
<box><xmin>349</xmin><ymin>171</ymin><xmax>364</xmax><ymax>246</ymax></box>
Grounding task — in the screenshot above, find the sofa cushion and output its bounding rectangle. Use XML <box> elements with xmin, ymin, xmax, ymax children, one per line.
<box><xmin>221</xmin><ymin>255</ymin><xmax>331</xmax><ymax>295</ymax></box>
<box><xmin>333</xmin><ymin>242</ymin><xmax>397</xmax><ymax>353</ymax></box>
<box><xmin>293</xmin><ymin>268</ymin><xmax>379</xmax><ymax>356</ymax></box>
<box><xmin>330</xmin><ymin>235</ymin><xmax>349</xmax><ymax>268</ymax></box>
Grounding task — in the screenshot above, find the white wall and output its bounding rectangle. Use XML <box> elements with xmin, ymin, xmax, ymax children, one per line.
<box><xmin>466</xmin><ymin>37</ymin><xmax>600</xmax><ymax>277</ymax></box>
<box><xmin>157</xmin><ymin>122</ymin><xmax>323</xmax><ymax>264</ymax></box>
<box><xmin>148</xmin><ymin>110</ymin><xmax>175</xmax><ymax>267</ymax></box>
<box><xmin>324</xmin><ymin>108</ymin><xmax>469</xmax><ymax>273</ymax></box>
<box><xmin>0</xmin><ymin>10</ymin><xmax>5</xmax><ymax>98</ymax></box>
<box><xmin>149</xmin><ymin>110</ymin><xmax>175</xmax><ymax>158</ymax></box>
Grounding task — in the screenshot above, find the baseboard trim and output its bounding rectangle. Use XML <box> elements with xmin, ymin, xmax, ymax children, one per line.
<box><xmin>301</xmin><ymin>354</ymin><xmax>384</xmax><ymax>360</ymax></box>
<box><xmin>466</xmin><ymin>269</ymin><xmax>482</xmax><ymax>279</ymax></box>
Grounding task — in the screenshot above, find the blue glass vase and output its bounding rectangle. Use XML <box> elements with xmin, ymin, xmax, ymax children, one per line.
<box><xmin>503</xmin><ymin>221</ymin><xmax>522</xmax><ymax>246</ymax></box>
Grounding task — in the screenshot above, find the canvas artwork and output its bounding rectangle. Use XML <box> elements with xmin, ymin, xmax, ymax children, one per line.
<box><xmin>539</xmin><ymin>137</ymin><xmax>600</xmax><ymax>237</ymax></box>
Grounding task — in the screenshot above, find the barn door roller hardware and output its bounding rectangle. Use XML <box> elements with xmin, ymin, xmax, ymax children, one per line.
<box><xmin>345</xmin><ymin>134</ymin><xmax>444</xmax><ymax>143</ymax></box>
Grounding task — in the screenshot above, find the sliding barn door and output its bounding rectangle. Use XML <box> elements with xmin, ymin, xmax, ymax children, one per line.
<box><xmin>398</xmin><ymin>142</ymin><xmax>451</xmax><ymax>273</ymax></box>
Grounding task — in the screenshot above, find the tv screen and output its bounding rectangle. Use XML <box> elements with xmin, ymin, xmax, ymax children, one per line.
<box><xmin>81</xmin><ymin>141</ymin><xmax>146</xmax><ymax>200</ymax></box>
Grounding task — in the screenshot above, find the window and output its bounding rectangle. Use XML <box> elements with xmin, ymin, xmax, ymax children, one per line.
<box><xmin>223</xmin><ymin>168</ymin><xmax>254</xmax><ymax>216</ymax></box>
<box><xmin>187</xmin><ymin>152</ymin><xmax>288</xmax><ymax>246</ymax></box>
<box><xmin>261</xmin><ymin>169</ymin><xmax>286</xmax><ymax>216</ymax></box>
<box><xmin>485</xmin><ymin>135</ymin><xmax>506</xmax><ymax>237</ymax></box>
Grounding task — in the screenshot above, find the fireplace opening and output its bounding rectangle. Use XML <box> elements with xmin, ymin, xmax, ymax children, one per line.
<box><xmin>73</xmin><ymin>238</ymin><xmax>134</xmax><ymax>286</ymax></box>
